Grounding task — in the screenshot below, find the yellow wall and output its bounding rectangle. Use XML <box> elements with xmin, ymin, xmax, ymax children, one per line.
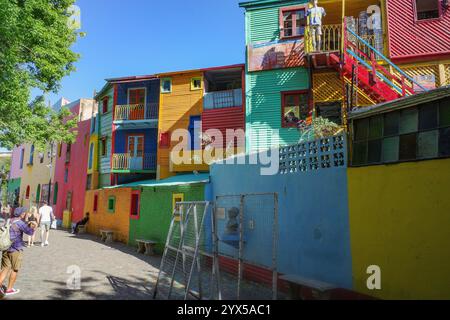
<box><xmin>85</xmin><ymin>188</ymin><xmax>131</xmax><ymax>244</ymax></box>
<box><xmin>395</xmin><ymin>59</ymin><xmax>450</xmax><ymax>89</ymax></box>
<box><xmin>19</xmin><ymin>143</ymin><xmax>55</xmax><ymax>208</ymax></box>
<box><xmin>348</xmin><ymin>159</ymin><xmax>450</xmax><ymax>299</ymax></box>
<box><xmin>157</xmin><ymin>71</ymin><xmax>204</xmax><ymax>179</ymax></box>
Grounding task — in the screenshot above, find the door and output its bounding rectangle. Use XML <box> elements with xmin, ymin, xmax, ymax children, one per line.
<box><xmin>128</xmin><ymin>135</ymin><xmax>144</xmax><ymax>170</ymax></box>
<box><xmin>128</xmin><ymin>88</ymin><xmax>146</xmax><ymax>120</ymax></box>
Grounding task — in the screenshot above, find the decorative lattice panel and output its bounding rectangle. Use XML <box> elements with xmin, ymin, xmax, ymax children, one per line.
<box><xmin>394</xmin><ymin>64</ymin><xmax>441</xmax><ymax>89</ymax></box>
<box><xmin>445</xmin><ymin>65</ymin><xmax>450</xmax><ymax>86</ymax></box>
<box><xmin>279</xmin><ymin>134</ymin><xmax>347</xmax><ymax>175</ymax></box>
<box><xmin>313</xmin><ymin>72</ymin><xmax>344</xmax><ymax>103</ymax></box>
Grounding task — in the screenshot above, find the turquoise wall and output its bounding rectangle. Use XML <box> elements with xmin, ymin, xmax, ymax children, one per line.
<box><xmin>244</xmin><ymin>0</ymin><xmax>311</xmax><ymax>153</ymax></box>
<box><xmin>246</xmin><ymin>68</ymin><xmax>310</xmax><ymax>152</ymax></box>
<box><xmin>98</xmin><ymin>85</ymin><xmax>114</xmax><ymax>187</ymax></box>
<box><xmin>209</xmin><ymin>143</ymin><xmax>353</xmax><ymax>289</ymax></box>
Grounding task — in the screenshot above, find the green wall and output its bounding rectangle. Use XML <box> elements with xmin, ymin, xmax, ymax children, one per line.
<box><xmin>129</xmin><ymin>184</ymin><xmax>205</xmax><ymax>253</ymax></box>
<box><xmin>98</xmin><ymin>85</ymin><xmax>114</xmax><ymax>187</ymax></box>
<box><xmin>7</xmin><ymin>178</ymin><xmax>20</xmax><ymax>203</ymax></box>
<box><xmin>246</xmin><ymin>68</ymin><xmax>310</xmax><ymax>152</ymax></box>
<box><xmin>244</xmin><ymin>0</ymin><xmax>311</xmax><ymax>153</ymax></box>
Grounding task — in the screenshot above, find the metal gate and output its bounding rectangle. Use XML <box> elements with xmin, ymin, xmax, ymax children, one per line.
<box><xmin>214</xmin><ymin>193</ymin><xmax>279</xmax><ymax>300</ymax></box>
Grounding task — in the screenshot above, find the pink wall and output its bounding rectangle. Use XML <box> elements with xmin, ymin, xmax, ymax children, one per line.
<box><xmin>9</xmin><ymin>146</ymin><xmax>23</xmax><ymax>180</ymax></box>
<box><xmin>53</xmin><ymin>102</ymin><xmax>91</xmax><ymax>223</ymax></box>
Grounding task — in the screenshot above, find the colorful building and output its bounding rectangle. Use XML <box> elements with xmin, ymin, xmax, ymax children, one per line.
<box><xmin>85</xmin><ymin>187</ymin><xmax>133</xmax><ymax>244</ymax></box>
<box><xmin>156</xmin><ymin>65</ymin><xmax>245</xmax><ymax>180</ymax></box>
<box><xmin>239</xmin><ymin>0</ymin><xmax>450</xmax><ymax>153</ymax></box>
<box><xmin>53</xmin><ymin>98</ymin><xmax>96</xmax><ymax>227</ymax></box>
<box><xmin>6</xmin><ymin>147</ymin><xmax>22</xmax><ymax>205</ymax></box>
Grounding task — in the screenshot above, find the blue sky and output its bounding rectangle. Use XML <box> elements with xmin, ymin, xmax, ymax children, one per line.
<box><xmin>0</xmin><ymin>0</ymin><xmax>246</xmax><ymax>152</ymax></box>
<box><xmin>50</xmin><ymin>0</ymin><xmax>246</xmax><ymax>103</ymax></box>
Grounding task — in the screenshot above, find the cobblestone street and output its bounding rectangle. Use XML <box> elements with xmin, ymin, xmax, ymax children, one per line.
<box><xmin>1</xmin><ymin>228</ymin><xmax>161</xmax><ymax>300</ymax></box>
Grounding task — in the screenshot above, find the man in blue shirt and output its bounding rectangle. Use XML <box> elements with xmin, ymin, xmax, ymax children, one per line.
<box><xmin>0</xmin><ymin>209</ymin><xmax>37</xmax><ymax>297</ymax></box>
<box><xmin>307</xmin><ymin>0</ymin><xmax>326</xmax><ymax>51</ymax></box>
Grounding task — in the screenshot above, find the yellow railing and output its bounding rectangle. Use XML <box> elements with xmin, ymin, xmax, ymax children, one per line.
<box><xmin>305</xmin><ymin>24</ymin><xmax>342</xmax><ymax>54</ymax></box>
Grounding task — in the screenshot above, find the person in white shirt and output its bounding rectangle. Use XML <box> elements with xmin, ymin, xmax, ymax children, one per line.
<box><xmin>38</xmin><ymin>201</ymin><xmax>55</xmax><ymax>247</ymax></box>
<box><xmin>307</xmin><ymin>0</ymin><xmax>326</xmax><ymax>52</ymax></box>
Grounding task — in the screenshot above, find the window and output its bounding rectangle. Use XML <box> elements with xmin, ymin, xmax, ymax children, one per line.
<box><xmin>281</xmin><ymin>91</ymin><xmax>310</xmax><ymax>128</ymax></box>
<box><xmin>93</xmin><ymin>194</ymin><xmax>98</xmax><ymax>212</ymax></box>
<box><xmin>58</xmin><ymin>144</ymin><xmax>62</xmax><ymax>158</ymax></box>
<box><xmin>107</xmin><ymin>196</ymin><xmax>116</xmax><ymax>213</ymax></box>
<box><xmin>66</xmin><ymin>192</ymin><xmax>72</xmax><ymax>211</ymax></box>
<box><xmin>36</xmin><ymin>184</ymin><xmax>41</xmax><ymax>203</ymax></box>
<box><xmin>28</xmin><ymin>145</ymin><xmax>35</xmax><ymax>165</ymax></box>
<box><xmin>172</xmin><ymin>193</ymin><xmax>184</xmax><ymax>222</ymax></box>
<box><xmin>64</xmin><ymin>168</ymin><xmax>69</xmax><ymax>183</ymax></box>
<box><xmin>91</xmin><ymin>116</ymin><xmax>97</xmax><ymax>134</ymax></box>
<box><xmin>88</xmin><ymin>143</ymin><xmax>94</xmax><ymax>170</ymax></box>
<box><xmin>86</xmin><ymin>174</ymin><xmax>92</xmax><ymax>190</ymax></box>
<box><xmin>25</xmin><ymin>185</ymin><xmax>30</xmax><ymax>199</ymax></box>
<box><xmin>101</xmin><ymin>137</ymin><xmax>107</xmax><ymax>157</ymax></box>
<box><xmin>352</xmin><ymin>98</ymin><xmax>450</xmax><ymax>166</ymax></box>
<box><xmin>316</xmin><ymin>102</ymin><xmax>342</xmax><ymax>125</ymax></box>
<box><xmin>159</xmin><ymin>132</ymin><xmax>170</xmax><ymax>148</ymax></box>
<box><xmin>191</xmin><ymin>77</ymin><xmax>203</xmax><ymax>91</ymax></box>
<box><xmin>66</xmin><ymin>144</ymin><xmax>71</xmax><ymax>163</ymax></box>
<box><xmin>189</xmin><ymin>116</ymin><xmax>202</xmax><ymax>150</ymax></box>
<box><xmin>130</xmin><ymin>191</ymin><xmax>140</xmax><ymax>219</ymax></box>
<box><xmin>280</xmin><ymin>7</ymin><xmax>307</xmax><ymax>38</ymax></box>
<box><xmin>415</xmin><ymin>0</ymin><xmax>440</xmax><ymax>21</ymax></box>
<box><xmin>19</xmin><ymin>149</ymin><xmax>24</xmax><ymax>169</ymax></box>
<box><xmin>161</xmin><ymin>78</ymin><xmax>172</xmax><ymax>93</ymax></box>
<box><xmin>128</xmin><ymin>88</ymin><xmax>146</xmax><ymax>105</ymax></box>
<box><xmin>102</xmin><ymin>97</ymin><xmax>109</xmax><ymax>114</ymax></box>
<box><xmin>53</xmin><ymin>182</ymin><xmax>58</xmax><ymax>205</ymax></box>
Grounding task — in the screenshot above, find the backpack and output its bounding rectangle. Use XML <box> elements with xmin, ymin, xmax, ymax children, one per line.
<box><xmin>0</xmin><ymin>220</ymin><xmax>12</xmax><ymax>251</ymax></box>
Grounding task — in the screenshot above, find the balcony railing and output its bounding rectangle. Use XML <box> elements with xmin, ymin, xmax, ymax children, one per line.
<box><xmin>305</xmin><ymin>24</ymin><xmax>342</xmax><ymax>54</ymax></box>
<box><xmin>112</xmin><ymin>153</ymin><xmax>156</xmax><ymax>171</ymax></box>
<box><xmin>204</xmin><ymin>89</ymin><xmax>242</xmax><ymax>110</ymax></box>
<box><xmin>114</xmin><ymin>103</ymin><xmax>158</xmax><ymax>121</ymax></box>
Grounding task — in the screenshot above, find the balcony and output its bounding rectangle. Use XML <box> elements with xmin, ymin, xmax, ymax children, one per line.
<box><xmin>112</xmin><ymin>153</ymin><xmax>157</xmax><ymax>173</ymax></box>
<box><xmin>204</xmin><ymin>89</ymin><xmax>242</xmax><ymax>110</ymax></box>
<box><xmin>305</xmin><ymin>24</ymin><xmax>342</xmax><ymax>55</ymax></box>
<box><xmin>113</xmin><ymin>103</ymin><xmax>158</xmax><ymax>130</ymax></box>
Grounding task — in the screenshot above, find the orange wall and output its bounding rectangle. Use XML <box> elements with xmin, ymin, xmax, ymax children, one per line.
<box><xmin>84</xmin><ymin>188</ymin><xmax>131</xmax><ymax>244</ymax></box>
<box><xmin>157</xmin><ymin>71</ymin><xmax>204</xmax><ymax>179</ymax></box>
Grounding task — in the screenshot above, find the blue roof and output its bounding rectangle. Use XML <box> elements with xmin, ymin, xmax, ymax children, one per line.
<box><xmin>106</xmin><ymin>173</ymin><xmax>210</xmax><ymax>189</ymax></box>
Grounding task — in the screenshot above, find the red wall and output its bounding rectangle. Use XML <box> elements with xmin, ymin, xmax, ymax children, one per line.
<box><xmin>54</xmin><ymin>110</ymin><xmax>91</xmax><ymax>224</ymax></box>
<box><xmin>386</xmin><ymin>0</ymin><xmax>450</xmax><ymax>63</ymax></box>
<box><xmin>202</xmin><ymin>107</ymin><xmax>245</xmax><ymax>148</ymax></box>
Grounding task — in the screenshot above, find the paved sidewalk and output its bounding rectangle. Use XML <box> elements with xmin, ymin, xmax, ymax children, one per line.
<box><xmin>1</xmin><ymin>229</ymin><xmax>161</xmax><ymax>300</ymax></box>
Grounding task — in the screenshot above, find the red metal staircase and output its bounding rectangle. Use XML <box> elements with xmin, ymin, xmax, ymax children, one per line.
<box><xmin>328</xmin><ymin>23</ymin><xmax>428</xmax><ymax>104</ymax></box>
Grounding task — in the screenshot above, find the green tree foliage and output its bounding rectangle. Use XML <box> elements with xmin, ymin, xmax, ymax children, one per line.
<box><xmin>0</xmin><ymin>0</ymin><xmax>81</xmax><ymax>150</ymax></box>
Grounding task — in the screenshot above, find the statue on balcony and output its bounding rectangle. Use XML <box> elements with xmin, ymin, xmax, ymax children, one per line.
<box><xmin>307</xmin><ymin>0</ymin><xmax>326</xmax><ymax>52</ymax></box>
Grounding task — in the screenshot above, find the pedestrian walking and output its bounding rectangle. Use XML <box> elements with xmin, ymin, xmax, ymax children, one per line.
<box><xmin>38</xmin><ymin>201</ymin><xmax>55</xmax><ymax>247</ymax></box>
<box><xmin>0</xmin><ymin>209</ymin><xmax>38</xmax><ymax>297</ymax></box>
<box><xmin>26</xmin><ymin>207</ymin><xmax>40</xmax><ymax>247</ymax></box>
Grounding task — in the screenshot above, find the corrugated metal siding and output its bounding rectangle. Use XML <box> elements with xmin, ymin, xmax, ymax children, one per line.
<box><xmin>386</xmin><ymin>0</ymin><xmax>450</xmax><ymax>61</ymax></box>
<box><xmin>99</xmin><ymin>86</ymin><xmax>114</xmax><ymax>176</ymax></box>
<box><xmin>246</xmin><ymin>1</ymin><xmax>308</xmax><ymax>44</ymax></box>
<box><xmin>202</xmin><ymin>107</ymin><xmax>245</xmax><ymax>148</ymax></box>
<box><xmin>246</xmin><ymin>68</ymin><xmax>309</xmax><ymax>152</ymax></box>
<box><xmin>157</xmin><ymin>72</ymin><xmax>204</xmax><ymax>179</ymax></box>
<box><xmin>114</xmin><ymin>128</ymin><xmax>158</xmax><ymax>154</ymax></box>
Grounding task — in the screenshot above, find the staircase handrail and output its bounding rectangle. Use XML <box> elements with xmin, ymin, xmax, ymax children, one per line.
<box><xmin>345</xmin><ymin>26</ymin><xmax>428</xmax><ymax>93</ymax></box>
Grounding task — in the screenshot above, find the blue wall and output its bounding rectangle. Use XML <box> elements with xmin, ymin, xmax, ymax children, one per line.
<box><xmin>116</xmin><ymin>79</ymin><xmax>160</xmax><ymax>107</ymax></box>
<box><xmin>114</xmin><ymin>128</ymin><xmax>158</xmax><ymax>154</ymax></box>
<box><xmin>208</xmin><ymin>143</ymin><xmax>352</xmax><ymax>289</ymax></box>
